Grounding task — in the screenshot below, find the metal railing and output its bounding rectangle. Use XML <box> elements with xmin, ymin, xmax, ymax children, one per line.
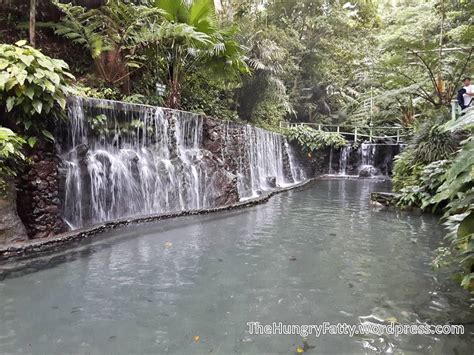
<box><xmin>279</xmin><ymin>122</ymin><xmax>409</xmax><ymax>144</ymax></box>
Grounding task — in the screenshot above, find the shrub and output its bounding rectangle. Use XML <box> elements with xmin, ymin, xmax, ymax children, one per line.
<box><xmin>430</xmin><ymin>132</ymin><xmax>474</xmax><ymax>291</ymax></box>
<box><xmin>0</xmin><ymin>40</ymin><xmax>74</xmax><ymax>139</ymax></box>
<box><xmin>411</xmin><ymin>123</ymin><xmax>457</xmax><ymax>164</ymax></box>
<box><xmin>396</xmin><ymin>160</ymin><xmax>449</xmax><ymax>210</ymax></box>
<box><xmin>392</xmin><ymin>149</ymin><xmax>424</xmax><ymax>191</ymax></box>
<box><xmin>0</xmin><ymin>127</ymin><xmax>25</xmax><ymax>195</ymax></box>
<box><xmin>286</xmin><ymin>125</ymin><xmax>347</xmax><ymax>151</ymax></box>
<box><xmin>392</xmin><ymin>118</ymin><xmax>458</xmax><ymax>192</ymax></box>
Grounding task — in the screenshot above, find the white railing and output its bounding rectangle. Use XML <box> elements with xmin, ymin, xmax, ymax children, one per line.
<box><xmin>279</xmin><ymin>122</ymin><xmax>409</xmax><ymax>144</ymax></box>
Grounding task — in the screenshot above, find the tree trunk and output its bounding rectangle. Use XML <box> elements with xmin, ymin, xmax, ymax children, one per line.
<box><xmin>0</xmin><ymin>179</ymin><xmax>28</xmax><ymax>244</ymax></box>
<box><xmin>29</xmin><ymin>0</ymin><xmax>36</xmax><ymax>47</ymax></box>
<box><xmin>166</xmin><ymin>79</ymin><xmax>181</xmax><ymax>109</ymax></box>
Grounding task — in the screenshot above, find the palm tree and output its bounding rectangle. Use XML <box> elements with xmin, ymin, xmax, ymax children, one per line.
<box><xmin>152</xmin><ymin>0</ymin><xmax>249</xmax><ymax>108</ymax></box>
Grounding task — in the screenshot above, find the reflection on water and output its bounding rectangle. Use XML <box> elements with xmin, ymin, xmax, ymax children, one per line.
<box><xmin>0</xmin><ymin>180</ymin><xmax>472</xmax><ymax>354</ymax></box>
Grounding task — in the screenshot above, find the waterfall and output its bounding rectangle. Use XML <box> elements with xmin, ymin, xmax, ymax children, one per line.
<box><xmin>328</xmin><ymin>147</ymin><xmax>334</xmax><ymax>174</ymax></box>
<box><xmin>339</xmin><ymin>146</ymin><xmax>349</xmax><ymax>175</ymax></box>
<box><xmin>286</xmin><ymin>141</ymin><xmax>306</xmax><ymax>182</ymax></box>
<box><xmin>360</xmin><ymin>142</ymin><xmax>376</xmax><ymax>167</ymax></box>
<box><xmin>237</xmin><ymin>125</ymin><xmax>290</xmax><ymax>198</ymax></box>
<box><xmin>333</xmin><ymin>142</ymin><xmax>404</xmax><ymax>177</ymax></box>
<box><xmin>59</xmin><ymin>97</ymin><xmax>304</xmax><ymax>229</ymax></box>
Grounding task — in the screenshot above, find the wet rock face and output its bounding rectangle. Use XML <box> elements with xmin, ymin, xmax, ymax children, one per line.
<box><xmin>16</xmin><ymin>142</ymin><xmax>66</xmax><ymax>239</ymax></box>
<box><xmin>201</xmin><ymin>117</ymin><xmax>240</xmax><ymax>205</ymax></box>
<box><xmin>288</xmin><ymin>144</ymin><xmax>330</xmax><ymax>178</ymax></box>
<box><xmin>0</xmin><ymin>180</ymin><xmax>28</xmax><ymax>244</ymax></box>
<box><xmin>266</xmin><ymin>176</ymin><xmax>277</xmax><ymax>188</ymax></box>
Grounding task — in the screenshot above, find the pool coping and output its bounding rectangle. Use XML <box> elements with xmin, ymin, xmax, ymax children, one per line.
<box><xmin>0</xmin><ymin>179</ymin><xmax>317</xmax><ymax>263</ymax></box>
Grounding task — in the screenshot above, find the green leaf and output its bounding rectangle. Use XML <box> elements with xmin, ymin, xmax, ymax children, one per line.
<box><xmin>458</xmin><ymin>212</ymin><xmax>474</xmax><ymax>239</ymax></box>
<box><xmin>24</xmin><ymin>120</ymin><xmax>32</xmax><ymax>130</ymax></box>
<box><xmin>27</xmin><ymin>136</ymin><xmax>37</xmax><ymax>148</ymax></box>
<box><xmin>56</xmin><ymin>95</ymin><xmax>66</xmax><ymax>109</ymax></box>
<box><xmin>6</xmin><ymin>96</ymin><xmax>15</xmax><ymax>111</ymax></box>
<box><xmin>41</xmin><ymin>129</ymin><xmax>55</xmax><ymax>142</ymax></box>
<box><xmin>0</xmin><ymin>72</ymin><xmax>9</xmax><ymax>90</ymax></box>
<box><xmin>0</xmin><ymin>59</ymin><xmax>9</xmax><ymax>70</ymax></box>
<box><xmin>15</xmin><ymin>40</ymin><xmax>27</xmax><ymax>47</ymax></box>
<box><xmin>24</xmin><ymin>86</ymin><xmax>35</xmax><ymax>100</ymax></box>
<box><xmin>32</xmin><ymin>99</ymin><xmax>43</xmax><ymax>114</ymax></box>
<box><xmin>18</xmin><ymin>54</ymin><xmax>35</xmax><ymax>66</ymax></box>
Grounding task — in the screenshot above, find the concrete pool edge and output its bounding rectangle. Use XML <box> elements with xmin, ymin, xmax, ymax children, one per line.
<box><xmin>0</xmin><ymin>179</ymin><xmax>317</xmax><ymax>263</ymax></box>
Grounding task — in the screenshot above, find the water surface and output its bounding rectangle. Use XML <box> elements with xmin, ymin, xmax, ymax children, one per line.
<box><xmin>0</xmin><ymin>179</ymin><xmax>472</xmax><ymax>354</ymax></box>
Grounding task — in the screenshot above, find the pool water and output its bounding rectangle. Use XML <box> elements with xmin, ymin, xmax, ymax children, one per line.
<box><xmin>0</xmin><ymin>179</ymin><xmax>472</xmax><ymax>354</ymax></box>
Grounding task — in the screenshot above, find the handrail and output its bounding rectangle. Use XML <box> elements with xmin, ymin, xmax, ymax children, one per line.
<box><xmin>280</xmin><ymin>122</ymin><xmax>410</xmax><ymax>144</ymax></box>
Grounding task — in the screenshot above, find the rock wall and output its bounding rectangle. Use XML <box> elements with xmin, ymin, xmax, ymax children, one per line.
<box><xmin>201</xmin><ymin>118</ymin><xmax>240</xmax><ymax>205</ymax></box>
<box><xmin>289</xmin><ymin>144</ymin><xmax>331</xmax><ymax>177</ymax></box>
<box><xmin>16</xmin><ymin>142</ymin><xmax>65</xmax><ymax>239</ymax></box>
<box><xmin>9</xmin><ymin>108</ymin><xmax>329</xmax><ymax>243</ymax></box>
<box><xmin>0</xmin><ymin>180</ymin><xmax>28</xmax><ymax>244</ymax></box>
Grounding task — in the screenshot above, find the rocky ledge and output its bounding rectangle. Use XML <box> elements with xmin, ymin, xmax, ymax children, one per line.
<box><xmin>370</xmin><ymin>192</ymin><xmax>398</xmax><ymax>207</ymax></box>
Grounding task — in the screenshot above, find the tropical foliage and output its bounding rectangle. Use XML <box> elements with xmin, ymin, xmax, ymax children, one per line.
<box><xmin>0</xmin><ymin>127</ymin><xmax>25</xmax><ymax>195</ymax></box>
<box><xmin>0</xmin><ymin>40</ymin><xmax>73</xmax><ymax>140</ymax></box>
<box><xmin>286</xmin><ymin>125</ymin><xmax>347</xmax><ymax>152</ymax></box>
<box><xmin>394</xmin><ymin>110</ymin><xmax>474</xmax><ymax>291</ymax></box>
<box><xmin>430</xmin><ymin>113</ymin><xmax>474</xmax><ymax>291</ymax></box>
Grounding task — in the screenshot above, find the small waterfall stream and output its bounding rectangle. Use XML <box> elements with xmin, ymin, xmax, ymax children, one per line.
<box><xmin>335</xmin><ymin>142</ymin><xmax>403</xmax><ymax>177</ymax></box>
<box><xmin>339</xmin><ymin>146</ymin><xmax>349</xmax><ymax>175</ymax></box>
<box><xmin>59</xmin><ymin>97</ymin><xmax>304</xmax><ymax>229</ymax></box>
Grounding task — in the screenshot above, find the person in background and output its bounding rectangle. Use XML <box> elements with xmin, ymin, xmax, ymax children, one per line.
<box><xmin>461</xmin><ymin>77</ymin><xmax>474</xmax><ymax>109</ymax></box>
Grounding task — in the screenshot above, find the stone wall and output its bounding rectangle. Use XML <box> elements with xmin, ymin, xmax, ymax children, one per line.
<box><xmin>289</xmin><ymin>144</ymin><xmax>332</xmax><ymax>178</ymax></box>
<box><xmin>0</xmin><ymin>180</ymin><xmax>28</xmax><ymax>244</ymax></box>
<box><xmin>16</xmin><ymin>142</ymin><xmax>65</xmax><ymax>239</ymax></box>
<box><xmin>9</xmin><ymin>113</ymin><xmax>328</xmax><ymax>244</ymax></box>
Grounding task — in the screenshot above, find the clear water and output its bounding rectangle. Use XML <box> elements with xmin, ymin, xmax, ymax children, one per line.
<box><xmin>0</xmin><ymin>180</ymin><xmax>472</xmax><ymax>354</ymax></box>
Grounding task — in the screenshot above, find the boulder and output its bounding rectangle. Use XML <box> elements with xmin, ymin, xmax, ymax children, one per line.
<box><xmin>266</xmin><ymin>176</ymin><xmax>277</xmax><ymax>188</ymax></box>
<box><xmin>358</xmin><ymin>165</ymin><xmax>378</xmax><ymax>177</ymax></box>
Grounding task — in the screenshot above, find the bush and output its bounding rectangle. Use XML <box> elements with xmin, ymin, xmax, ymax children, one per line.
<box><xmin>411</xmin><ymin>123</ymin><xmax>457</xmax><ymax>164</ymax></box>
<box><xmin>0</xmin><ymin>40</ymin><xmax>74</xmax><ymax>139</ymax></box>
<box><xmin>430</xmin><ymin>128</ymin><xmax>474</xmax><ymax>291</ymax></box>
<box><xmin>396</xmin><ymin>110</ymin><xmax>474</xmax><ymax>292</ymax></box>
<box><xmin>0</xmin><ymin>127</ymin><xmax>25</xmax><ymax>195</ymax></box>
<box><xmin>396</xmin><ymin>160</ymin><xmax>449</xmax><ymax>210</ymax></box>
<box><xmin>392</xmin><ymin>149</ymin><xmax>424</xmax><ymax>191</ymax></box>
<box><xmin>285</xmin><ymin>125</ymin><xmax>347</xmax><ymax>151</ymax></box>
<box><xmin>392</xmin><ymin>118</ymin><xmax>458</xmax><ymax>192</ymax></box>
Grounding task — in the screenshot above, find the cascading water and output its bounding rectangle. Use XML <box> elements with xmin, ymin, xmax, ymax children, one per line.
<box><xmin>339</xmin><ymin>146</ymin><xmax>350</xmax><ymax>175</ymax></box>
<box><xmin>334</xmin><ymin>142</ymin><xmax>403</xmax><ymax>177</ymax></box>
<box><xmin>358</xmin><ymin>142</ymin><xmax>378</xmax><ymax>176</ymax></box>
<box><xmin>286</xmin><ymin>141</ymin><xmax>306</xmax><ymax>183</ymax></box>
<box><xmin>236</xmin><ymin>125</ymin><xmax>298</xmax><ymax>199</ymax></box>
<box><xmin>360</xmin><ymin>142</ymin><xmax>376</xmax><ymax>166</ymax></box>
<box><xmin>59</xmin><ymin>97</ymin><xmax>304</xmax><ymax>229</ymax></box>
